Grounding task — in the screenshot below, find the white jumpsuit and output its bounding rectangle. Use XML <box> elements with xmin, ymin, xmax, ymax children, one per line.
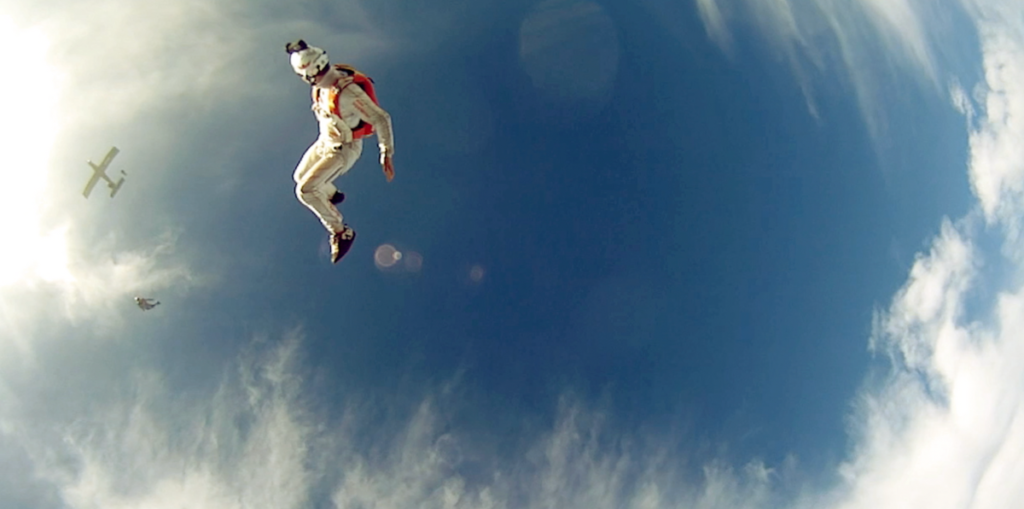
<box><xmin>293</xmin><ymin>73</ymin><xmax>395</xmax><ymax>235</ymax></box>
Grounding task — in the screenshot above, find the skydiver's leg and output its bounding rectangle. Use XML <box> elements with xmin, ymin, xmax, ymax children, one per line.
<box><xmin>322</xmin><ymin>141</ymin><xmax>362</xmax><ymax>204</ymax></box>
<box><xmin>322</xmin><ymin>181</ymin><xmax>344</xmax><ymax>205</ymax></box>
<box><xmin>293</xmin><ymin>141</ymin><xmax>363</xmax><ymax>234</ymax></box>
<box><xmin>292</xmin><ymin>143</ymin><xmax>320</xmax><ymax>188</ymax></box>
<box><xmin>323</xmin><ymin>139</ymin><xmax>362</xmax><ymax>188</ymax></box>
<box><xmin>293</xmin><ymin>143</ymin><xmax>341</xmax><ymax>232</ymax></box>
<box><xmin>323</xmin><ymin>181</ymin><xmax>338</xmax><ymax>199</ymax></box>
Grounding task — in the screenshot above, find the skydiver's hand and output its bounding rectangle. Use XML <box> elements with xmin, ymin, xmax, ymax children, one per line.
<box><xmin>381</xmin><ymin>153</ymin><xmax>395</xmax><ymax>182</ymax></box>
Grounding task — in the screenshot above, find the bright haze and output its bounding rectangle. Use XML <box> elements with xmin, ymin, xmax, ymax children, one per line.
<box><xmin>1</xmin><ymin>0</ymin><xmax>1022</xmax><ymax>508</ymax></box>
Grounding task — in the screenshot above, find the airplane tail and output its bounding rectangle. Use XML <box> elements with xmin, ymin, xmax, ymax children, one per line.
<box><xmin>109</xmin><ymin>177</ymin><xmax>126</xmax><ymax>197</ymax></box>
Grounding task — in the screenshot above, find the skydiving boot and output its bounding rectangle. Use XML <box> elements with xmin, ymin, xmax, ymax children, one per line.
<box><xmin>330</xmin><ymin>224</ymin><xmax>356</xmax><ymax>264</ymax></box>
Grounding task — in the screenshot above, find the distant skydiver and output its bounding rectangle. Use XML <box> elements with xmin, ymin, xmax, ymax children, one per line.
<box><xmin>286</xmin><ymin>39</ymin><xmax>396</xmax><ymax>264</ymax></box>
<box><xmin>134</xmin><ymin>296</ymin><xmax>160</xmax><ymax>311</ymax></box>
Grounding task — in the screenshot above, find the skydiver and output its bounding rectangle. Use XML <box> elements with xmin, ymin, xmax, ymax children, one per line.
<box><xmin>286</xmin><ymin>39</ymin><xmax>396</xmax><ymax>264</ymax></box>
<box><xmin>134</xmin><ymin>296</ymin><xmax>160</xmax><ymax>311</ymax></box>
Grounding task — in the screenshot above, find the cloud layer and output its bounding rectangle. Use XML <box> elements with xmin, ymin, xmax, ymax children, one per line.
<box><xmin>8</xmin><ymin>330</ymin><xmax>786</xmax><ymax>509</ymax></box>
<box><xmin>962</xmin><ymin>0</ymin><xmax>1024</xmax><ymax>235</ymax></box>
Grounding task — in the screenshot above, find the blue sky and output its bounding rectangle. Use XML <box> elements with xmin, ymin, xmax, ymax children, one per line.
<box><xmin>1</xmin><ymin>0</ymin><xmax>1023</xmax><ymax>508</ymax></box>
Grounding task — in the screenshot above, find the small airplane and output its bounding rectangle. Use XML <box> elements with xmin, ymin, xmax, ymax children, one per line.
<box><xmin>83</xmin><ymin>146</ymin><xmax>126</xmax><ymax>198</ymax></box>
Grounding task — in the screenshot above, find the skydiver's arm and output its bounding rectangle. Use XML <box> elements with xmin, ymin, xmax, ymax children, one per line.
<box><xmin>339</xmin><ymin>84</ymin><xmax>395</xmax><ymax>158</ymax></box>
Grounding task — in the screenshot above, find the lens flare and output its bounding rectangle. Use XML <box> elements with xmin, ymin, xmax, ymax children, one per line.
<box><xmin>469</xmin><ymin>265</ymin><xmax>485</xmax><ymax>283</ymax></box>
<box><xmin>374</xmin><ymin>244</ymin><xmax>402</xmax><ymax>269</ymax></box>
<box><xmin>404</xmin><ymin>251</ymin><xmax>423</xmax><ymax>272</ymax></box>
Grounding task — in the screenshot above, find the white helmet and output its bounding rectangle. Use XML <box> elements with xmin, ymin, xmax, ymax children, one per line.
<box><xmin>286</xmin><ymin>39</ymin><xmax>329</xmax><ymax>84</ymax></box>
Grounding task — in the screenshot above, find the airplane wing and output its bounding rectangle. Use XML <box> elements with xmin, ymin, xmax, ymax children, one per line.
<box><xmin>82</xmin><ymin>171</ymin><xmax>104</xmax><ymax>198</ymax></box>
<box><xmin>98</xmin><ymin>146</ymin><xmax>120</xmax><ymax>168</ymax></box>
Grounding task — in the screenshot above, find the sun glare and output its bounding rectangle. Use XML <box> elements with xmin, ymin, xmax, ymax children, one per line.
<box><xmin>0</xmin><ymin>17</ymin><xmax>67</xmax><ymax>287</ymax></box>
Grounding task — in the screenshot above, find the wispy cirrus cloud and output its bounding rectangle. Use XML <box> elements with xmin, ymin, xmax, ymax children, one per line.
<box><xmin>8</xmin><ymin>329</ymin><xmax>785</xmax><ymax>509</ymax></box>
<box><xmin>22</xmin><ymin>333</ymin><xmax>317</xmax><ymax>509</ymax></box>
<box><xmin>691</xmin><ymin>0</ymin><xmax>948</xmax><ymax>140</ymax></box>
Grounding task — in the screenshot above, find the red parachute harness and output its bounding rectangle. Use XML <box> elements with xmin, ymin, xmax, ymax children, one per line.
<box><xmin>313</xmin><ymin>64</ymin><xmax>380</xmax><ymax>140</ymax></box>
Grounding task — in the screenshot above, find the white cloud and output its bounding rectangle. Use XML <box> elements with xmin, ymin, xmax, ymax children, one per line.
<box><xmin>0</xmin><ymin>228</ymin><xmax>201</xmax><ymax>360</ymax></box>
<box><xmin>696</xmin><ymin>0</ymin><xmax>733</xmax><ymax>53</ymax></box>
<box><xmin>12</xmin><ymin>0</ymin><xmax>376</xmax><ymax>129</ymax></box>
<box><xmin>691</xmin><ymin>0</ymin><xmax>946</xmax><ymax>140</ymax></box>
<box><xmin>5</xmin><ymin>329</ymin><xmax>784</xmax><ymax>509</ymax></box>
<box><xmin>0</xmin><ymin>16</ymin><xmax>66</xmax><ymax>288</ymax></box>
<box><xmin>870</xmin><ymin>219</ymin><xmax>978</xmax><ymax>375</ymax></box>
<box><xmin>7</xmin><ymin>0</ymin><xmax>396</xmax><ymax>131</ymax></box>
<box><xmin>961</xmin><ymin>0</ymin><xmax>1024</xmax><ymax>235</ymax></box>
<box><xmin>820</xmin><ymin>2</ymin><xmax>1024</xmax><ymax>508</ymax></box>
<box><xmin>21</xmin><ymin>333</ymin><xmax>316</xmax><ymax>509</ymax></box>
<box><xmin>0</xmin><ymin>17</ymin><xmax>200</xmax><ymax>361</ymax></box>
<box><xmin>950</xmin><ymin>81</ymin><xmax>976</xmax><ymax>123</ymax></box>
<box><xmin>828</xmin><ymin>240</ymin><xmax>1024</xmax><ymax>509</ymax></box>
